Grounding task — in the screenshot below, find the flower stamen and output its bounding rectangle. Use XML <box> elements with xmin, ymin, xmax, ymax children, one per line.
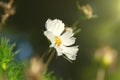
<box><xmin>55</xmin><ymin>36</ymin><xmax>62</xmax><ymax>46</ymax></box>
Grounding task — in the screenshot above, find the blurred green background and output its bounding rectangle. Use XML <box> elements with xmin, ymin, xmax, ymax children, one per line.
<box><xmin>2</xmin><ymin>0</ymin><xmax>120</xmax><ymax>80</ymax></box>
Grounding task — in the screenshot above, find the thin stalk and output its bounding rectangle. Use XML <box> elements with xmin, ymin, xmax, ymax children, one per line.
<box><xmin>62</xmin><ymin>55</ymin><xmax>72</xmax><ymax>63</ymax></box>
<box><xmin>2</xmin><ymin>70</ymin><xmax>8</xmax><ymax>80</ymax></box>
<box><xmin>96</xmin><ymin>67</ymin><xmax>105</xmax><ymax>80</ymax></box>
<box><xmin>40</xmin><ymin>48</ymin><xmax>51</xmax><ymax>60</ymax></box>
<box><xmin>71</xmin><ymin>20</ymin><xmax>79</xmax><ymax>28</ymax></box>
<box><xmin>45</xmin><ymin>49</ymin><xmax>55</xmax><ymax>69</ymax></box>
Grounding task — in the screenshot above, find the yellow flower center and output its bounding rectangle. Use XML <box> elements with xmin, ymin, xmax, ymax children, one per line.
<box><xmin>55</xmin><ymin>36</ymin><xmax>62</xmax><ymax>46</ymax></box>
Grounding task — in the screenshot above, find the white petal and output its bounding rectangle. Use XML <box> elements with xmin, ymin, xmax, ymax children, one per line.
<box><xmin>62</xmin><ymin>46</ymin><xmax>79</xmax><ymax>55</ymax></box>
<box><xmin>60</xmin><ymin>31</ymin><xmax>76</xmax><ymax>46</ymax></box>
<box><xmin>55</xmin><ymin>46</ymin><xmax>63</xmax><ymax>56</ymax></box>
<box><xmin>61</xmin><ymin>45</ymin><xmax>79</xmax><ymax>60</ymax></box>
<box><xmin>45</xmin><ymin>19</ymin><xmax>54</xmax><ymax>31</ymax></box>
<box><xmin>61</xmin><ymin>37</ymin><xmax>76</xmax><ymax>46</ymax></box>
<box><xmin>45</xmin><ymin>19</ymin><xmax>65</xmax><ymax>36</ymax></box>
<box><xmin>64</xmin><ymin>53</ymin><xmax>77</xmax><ymax>60</ymax></box>
<box><xmin>61</xmin><ymin>30</ymin><xmax>74</xmax><ymax>39</ymax></box>
<box><xmin>44</xmin><ymin>31</ymin><xmax>55</xmax><ymax>46</ymax></box>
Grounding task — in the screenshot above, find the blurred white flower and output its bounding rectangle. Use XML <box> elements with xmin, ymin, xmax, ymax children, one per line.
<box><xmin>76</xmin><ymin>1</ymin><xmax>97</xmax><ymax>19</ymax></box>
<box><xmin>44</xmin><ymin>19</ymin><xmax>79</xmax><ymax>60</ymax></box>
<box><xmin>95</xmin><ymin>45</ymin><xmax>117</xmax><ymax>66</ymax></box>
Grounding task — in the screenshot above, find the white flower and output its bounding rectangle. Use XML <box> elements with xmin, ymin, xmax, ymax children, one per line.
<box><xmin>44</xmin><ymin>19</ymin><xmax>79</xmax><ymax>60</ymax></box>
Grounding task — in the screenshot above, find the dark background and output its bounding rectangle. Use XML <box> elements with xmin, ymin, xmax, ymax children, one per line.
<box><xmin>1</xmin><ymin>0</ymin><xmax>120</xmax><ymax>80</ymax></box>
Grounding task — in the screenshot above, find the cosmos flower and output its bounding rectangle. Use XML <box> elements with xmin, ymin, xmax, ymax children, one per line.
<box><xmin>76</xmin><ymin>1</ymin><xmax>97</xmax><ymax>19</ymax></box>
<box><xmin>44</xmin><ymin>19</ymin><xmax>79</xmax><ymax>60</ymax></box>
<box><xmin>95</xmin><ymin>45</ymin><xmax>117</xmax><ymax>66</ymax></box>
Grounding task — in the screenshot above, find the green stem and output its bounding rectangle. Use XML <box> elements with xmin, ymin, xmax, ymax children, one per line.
<box><xmin>62</xmin><ymin>55</ymin><xmax>72</xmax><ymax>63</ymax></box>
<box><xmin>96</xmin><ymin>67</ymin><xmax>105</xmax><ymax>80</ymax></box>
<box><xmin>0</xmin><ymin>24</ymin><xmax>3</xmax><ymax>32</ymax></box>
<box><xmin>2</xmin><ymin>70</ymin><xmax>8</xmax><ymax>80</ymax></box>
<box><xmin>45</xmin><ymin>49</ymin><xmax>55</xmax><ymax>69</ymax></box>
<box><xmin>71</xmin><ymin>20</ymin><xmax>79</xmax><ymax>28</ymax></box>
<box><xmin>40</xmin><ymin>48</ymin><xmax>51</xmax><ymax>60</ymax></box>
